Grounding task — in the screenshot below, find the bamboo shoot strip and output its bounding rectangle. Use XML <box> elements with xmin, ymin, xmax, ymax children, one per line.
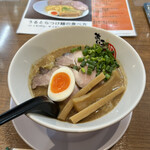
<box><xmin>70</xmin><ymin>86</ymin><xmax>125</xmax><ymax>124</ymax></box>
<box><xmin>57</xmin><ymin>72</ymin><xmax>105</xmax><ymax>120</ymax></box>
<box><xmin>75</xmin><ymin>72</ymin><xmax>105</xmax><ymax>97</ymax></box>
<box><xmin>73</xmin><ymin>70</ymin><xmax>121</xmax><ymax>112</ymax></box>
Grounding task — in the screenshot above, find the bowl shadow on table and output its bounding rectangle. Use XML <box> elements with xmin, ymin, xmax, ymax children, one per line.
<box><xmin>46</xmin><ymin>121</ymin><xmax>119</xmax><ymax>150</ymax></box>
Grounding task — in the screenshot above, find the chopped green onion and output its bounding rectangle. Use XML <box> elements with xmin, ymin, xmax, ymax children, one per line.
<box><xmin>81</xmin><ymin>67</ymin><xmax>86</xmax><ymax>73</ymax></box>
<box><xmin>82</xmin><ymin>48</ymin><xmax>88</xmax><ymax>56</ymax></box>
<box><xmin>91</xmin><ymin>57</ymin><xmax>97</xmax><ymax>61</ymax></box>
<box><xmin>93</xmin><ymin>44</ymin><xmax>98</xmax><ymax>49</ymax></box>
<box><xmin>115</xmin><ymin>62</ymin><xmax>120</xmax><ymax>68</ymax></box>
<box><xmin>85</xmin><ymin>55</ymin><xmax>90</xmax><ymax>59</ymax></box>
<box><xmin>87</xmin><ymin>68</ymin><xmax>93</xmax><ymax>75</ymax></box>
<box><xmin>96</xmin><ymin>47</ymin><xmax>102</xmax><ymax>54</ymax></box>
<box><xmin>90</xmin><ymin>52</ymin><xmax>96</xmax><ymax>57</ymax></box>
<box><xmin>73</xmin><ymin>65</ymin><xmax>80</xmax><ymax>71</ymax></box>
<box><xmin>102</xmin><ymin>64</ymin><xmax>106</xmax><ymax>70</ymax></box>
<box><xmin>75</xmin><ymin>43</ymin><xmax>119</xmax><ymax>79</ymax></box>
<box><xmin>87</xmin><ymin>60</ymin><xmax>96</xmax><ymax>66</ymax></box>
<box><xmin>88</xmin><ymin>64</ymin><xmax>95</xmax><ymax>70</ymax></box>
<box><xmin>70</xmin><ymin>46</ymin><xmax>81</xmax><ymax>53</ymax></box>
<box><xmin>106</xmin><ymin>65</ymin><xmax>110</xmax><ymax>72</ymax></box>
<box><xmin>80</xmin><ymin>61</ymin><xmax>86</xmax><ymax>67</ymax></box>
<box><xmin>85</xmin><ymin>45</ymin><xmax>90</xmax><ymax>49</ymax></box>
<box><xmin>78</xmin><ymin>57</ymin><xmax>84</xmax><ymax>62</ymax></box>
<box><xmin>88</xmin><ymin>50</ymin><xmax>93</xmax><ymax>54</ymax></box>
<box><xmin>105</xmin><ymin>73</ymin><xmax>111</xmax><ymax>80</ymax></box>
<box><xmin>87</xmin><ymin>60</ymin><xmax>92</xmax><ymax>64</ymax></box>
<box><xmin>97</xmin><ymin>57</ymin><xmax>105</xmax><ymax>63</ymax></box>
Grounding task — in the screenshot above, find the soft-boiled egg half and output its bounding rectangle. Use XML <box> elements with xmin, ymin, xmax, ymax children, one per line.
<box><xmin>48</xmin><ymin>67</ymin><xmax>75</xmax><ymax>102</ymax></box>
<box><xmin>48</xmin><ymin>10</ymin><xmax>59</xmax><ymax>16</ymax></box>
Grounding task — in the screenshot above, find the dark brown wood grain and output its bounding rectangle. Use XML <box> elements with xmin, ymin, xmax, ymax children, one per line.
<box><xmin>0</xmin><ymin>0</ymin><xmax>149</xmax><ymax>149</ymax></box>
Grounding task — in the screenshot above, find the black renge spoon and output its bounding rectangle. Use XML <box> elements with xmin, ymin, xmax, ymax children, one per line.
<box><xmin>0</xmin><ymin>96</ymin><xmax>59</xmax><ymax>125</ymax></box>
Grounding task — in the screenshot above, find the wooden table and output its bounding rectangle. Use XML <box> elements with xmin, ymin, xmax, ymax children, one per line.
<box><xmin>0</xmin><ymin>0</ymin><xmax>150</xmax><ymax>149</ymax></box>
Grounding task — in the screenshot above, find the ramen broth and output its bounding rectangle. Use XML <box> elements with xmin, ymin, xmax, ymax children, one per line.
<box><xmin>29</xmin><ymin>45</ymin><xmax>127</xmax><ymax>123</ymax></box>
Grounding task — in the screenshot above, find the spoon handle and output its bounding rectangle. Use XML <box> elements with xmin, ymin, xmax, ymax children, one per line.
<box><xmin>0</xmin><ymin>96</ymin><xmax>46</xmax><ymax>125</ymax></box>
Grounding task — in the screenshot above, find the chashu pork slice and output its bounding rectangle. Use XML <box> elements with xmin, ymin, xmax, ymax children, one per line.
<box><xmin>70</xmin><ymin>1</ymin><xmax>88</xmax><ymax>11</ymax></box>
<box><xmin>47</xmin><ymin>0</ymin><xmax>88</xmax><ymax>11</ymax></box>
<box><xmin>55</xmin><ymin>51</ymin><xmax>83</xmax><ymax>67</ymax></box>
<box><xmin>31</xmin><ymin>67</ymin><xmax>58</xmax><ymax>89</ymax></box>
<box><xmin>47</xmin><ymin>0</ymin><xmax>65</xmax><ymax>5</ymax></box>
<box><xmin>72</xmin><ymin>68</ymin><xmax>96</xmax><ymax>88</ymax></box>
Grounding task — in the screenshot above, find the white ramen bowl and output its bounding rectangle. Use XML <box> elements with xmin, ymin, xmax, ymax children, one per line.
<box><xmin>8</xmin><ymin>26</ymin><xmax>146</xmax><ymax>132</ymax></box>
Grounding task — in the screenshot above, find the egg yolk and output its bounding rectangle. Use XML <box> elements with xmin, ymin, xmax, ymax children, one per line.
<box><xmin>50</xmin><ymin>11</ymin><xmax>58</xmax><ymax>16</ymax></box>
<box><xmin>51</xmin><ymin>72</ymin><xmax>70</xmax><ymax>93</ymax></box>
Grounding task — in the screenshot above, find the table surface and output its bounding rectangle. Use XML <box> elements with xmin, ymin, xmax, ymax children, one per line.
<box><xmin>0</xmin><ymin>0</ymin><xmax>150</xmax><ymax>149</ymax></box>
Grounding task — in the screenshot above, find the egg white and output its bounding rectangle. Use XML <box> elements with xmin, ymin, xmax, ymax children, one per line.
<box><xmin>48</xmin><ymin>67</ymin><xmax>75</xmax><ymax>102</ymax></box>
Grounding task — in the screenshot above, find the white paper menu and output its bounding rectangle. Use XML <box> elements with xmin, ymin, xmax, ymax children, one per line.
<box><xmin>17</xmin><ymin>0</ymin><xmax>136</xmax><ymax>36</ymax></box>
